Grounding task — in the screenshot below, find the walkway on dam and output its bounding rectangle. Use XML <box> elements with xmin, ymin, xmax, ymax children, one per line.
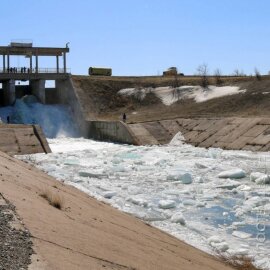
<box><xmin>0</xmin><ymin>43</ymin><xmax>70</xmax><ymax>82</ymax></box>
<box><xmin>0</xmin><ymin>69</ymin><xmax>70</xmax><ymax>81</ymax></box>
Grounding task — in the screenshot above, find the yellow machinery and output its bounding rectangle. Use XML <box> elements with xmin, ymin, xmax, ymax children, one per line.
<box><xmin>163</xmin><ymin>67</ymin><xmax>178</xmax><ymax>76</ymax></box>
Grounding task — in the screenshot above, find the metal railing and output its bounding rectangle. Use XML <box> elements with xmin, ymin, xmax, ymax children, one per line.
<box><xmin>0</xmin><ymin>67</ymin><xmax>70</xmax><ymax>74</ymax></box>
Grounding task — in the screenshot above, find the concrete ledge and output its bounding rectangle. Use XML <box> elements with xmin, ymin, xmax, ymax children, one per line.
<box><xmin>32</xmin><ymin>125</ymin><xmax>51</xmax><ymax>154</ymax></box>
<box><xmin>0</xmin><ymin>124</ymin><xmax>51</xmax><ymax>155</ymax></box>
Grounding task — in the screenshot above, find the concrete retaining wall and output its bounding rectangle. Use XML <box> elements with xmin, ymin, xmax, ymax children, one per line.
<box><xmin>0</xmin><ymin>124</ymin><xmax>51</xmax><ymax>155</ymax></box>
<box><xmin>128</xmin><ymin>117</ymin><xmax>270</xmax><ymax>151</ymax></box>
<box><xmin>88</xmin><ymin>121</ymin><xmax>138</xmax><ymax>145</ymax></box>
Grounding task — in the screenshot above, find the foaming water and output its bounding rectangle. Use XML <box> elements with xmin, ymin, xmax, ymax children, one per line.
<box><xmin>0</xmin><ymin>95</ymin><xmax>79</xmax><ymax>138</ymax></box>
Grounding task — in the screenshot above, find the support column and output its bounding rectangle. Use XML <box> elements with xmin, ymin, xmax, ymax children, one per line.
<box><xmin>2</xmin><ymin>55</ymin><xmax>5</xmax><ymax>72</ymax></box>
<box><xmin>30</xmin><ymin>56</ymin><xmax>32</xmax><ymax>73</ymax></box>
<box><xmin>56</xmin><ymin>55</ymin><xmax>59</xmax><ymax>73</ymax></box>
<box><xmin>7</xmin><ymin>54</ymin><xmax>10</xmax><ymax>71</ymax></box>
<box><xmin>63</xmin><ymin>52</ymin><xmax>66</xmax><ymax>73</ymax></box>
<box><xmin>3</xmin><ymin>80</ymin><xmax>16</xmax><ymax>105</ymax></box>
<box><xmin>35</xmin><ymin>55</ymin><xmax>38</xmax><ymax>73</ymax></box>
<box><xmin>30</xmin><ymin>79</ymin><xmax>46</xmax><ymax>104</ymax></box>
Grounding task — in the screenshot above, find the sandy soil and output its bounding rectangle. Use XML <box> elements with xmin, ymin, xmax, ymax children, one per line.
<box><xmin>0</xmin><ymin>150</ymin><xmax>235</xmax><ymax>270</ymax></box>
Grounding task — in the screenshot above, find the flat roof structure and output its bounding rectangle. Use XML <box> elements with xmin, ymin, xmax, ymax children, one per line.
<box><xmin>0</xmin><ymin>42</ymin><xmax>70</xmax><ymax>81</ymax></box>
<box><xmin>0</xmin><ymin>46</ymin><xmax>69</xmax><ymax>56</ymax></box>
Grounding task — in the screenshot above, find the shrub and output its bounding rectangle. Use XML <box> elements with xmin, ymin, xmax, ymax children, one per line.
<box><xmin>40</xmin><ymin>189</ymin><xmax>64</xmax><ymax>210</ymax></box>
<box><xmin>214</xmin><ymin>68</ymin><xmax>222</xmax><ymax>85</ymax></box>
<box><xmin>216</xmin><ymin>253</ymin><xmax>262</xmax><ymax>270</ymax></box>
<box><xmin>197</xmin><ymin>63</ymin><xmax>209</xmax><ymax>88</ymax></box>
<box><xmin>254</xmin><ymin>68</ymin><xmax>261</xmax><ymax>81</ymax></box>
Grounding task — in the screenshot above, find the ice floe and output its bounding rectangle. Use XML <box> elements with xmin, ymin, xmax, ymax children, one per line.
<box><xmin>79</xmin><ymin>170</ymin><xmax>107</xmax><ymax>178</ymax></box>
<box><xmin>218</xmin><ymin>169</ymin><xmax>246</xmax><ymax>179</ymax></box>
<box><xmin>232</xmin><ymin>231</ymin><xmax>252</xmax><ymax>239</ymax></box>
<box><xmin>171</xmin><ymin>212</ymin><xmax>186</xmax><ymax>225</ymax></box>
<box><xmin>250</xmin><ymin>172</ymin><xmax>270</xmax><ymax>184</ymax></box>
<box><xmin>103</xmin><ymin>191</ymin><xmax>117</xmax><ymax>199</ymax></box>
<box><xmin>19</xmin><ymin>137</ymin><xmax>270</xmax><ymax>269</ymax></box>
<box><xmin>158</xmin><ymin>200</ymin><xmax>176</xmax><ymax>209</ymax></box>
<box><xmin>166</xmin><ymin>170</ymin><xmax>193</xmax><ymax>184</ymax></box>
<box><xmin>169</xmin><ymin>132</ymin><xmax>186</xmax><ymax>146</ymax></box>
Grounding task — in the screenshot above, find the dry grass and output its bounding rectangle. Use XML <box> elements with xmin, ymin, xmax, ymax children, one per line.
<box><xmin>216</xmin><ymin>253</ymin><xmax>262</xmax><ymax>270</ymax></box>
<box><xmin>40</xmin><ymin>189</ymin><xmax>64</xmax><ymax>210</ymax></box>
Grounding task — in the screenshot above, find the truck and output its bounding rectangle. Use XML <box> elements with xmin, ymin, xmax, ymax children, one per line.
<box><xmin>89</xmin><ymin>67</ymin><xmax>112</xmax><ymax>76</ymax></box>
<box><xmin>163</xmin><ymin>67</ymin><xmax>178</xmax><ymax>76</ymax></box>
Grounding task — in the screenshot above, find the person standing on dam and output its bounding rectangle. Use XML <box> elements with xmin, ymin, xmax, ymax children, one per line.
<box><xmin>122</xmin><ymin>113</ymin><xmax>127</xmax><ymax>123</ymax></box>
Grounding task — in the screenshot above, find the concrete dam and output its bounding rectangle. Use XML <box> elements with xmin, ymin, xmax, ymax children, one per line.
<box><xmin>64</xmin><ymin>75</ymin><xmax>270</xmax><ymax>152</ymax></box>
<box><xmin>1</xmin><ymin>42</ymin><xmax>270</xmax><ymax>154</ymax></box>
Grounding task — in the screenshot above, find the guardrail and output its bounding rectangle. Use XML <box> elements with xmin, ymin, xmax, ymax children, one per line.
<box><xmin>0</xmin><ymin>68</ymin><xmax>71</xmax><ymax>74</ymax></box>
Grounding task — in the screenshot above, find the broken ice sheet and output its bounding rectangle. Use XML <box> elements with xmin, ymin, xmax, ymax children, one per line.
<box><xmin>20</xmin><ymin>137</ymin><xmax>270</xmax><ymax>269</ymax></box>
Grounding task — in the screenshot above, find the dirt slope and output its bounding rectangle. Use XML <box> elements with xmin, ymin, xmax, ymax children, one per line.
<box><xmin>0</xmin><ymin>150</ymin><xmax>234</xmax><ymax>270</ymax></box>
<box><xmin>72</xmin><ymin>75</ymin><xmax>270</xmax><ymax>123</ymax></box>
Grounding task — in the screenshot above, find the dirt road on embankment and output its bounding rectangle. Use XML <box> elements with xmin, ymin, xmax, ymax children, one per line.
<box><xmin>0</xmin><ymin>150</ymin><xmax>234</xmax><ymax>270</ymax></box>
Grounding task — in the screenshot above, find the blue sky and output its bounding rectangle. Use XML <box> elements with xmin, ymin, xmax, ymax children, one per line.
<box><xmin>1</xmin><ymin>0</ymin><xmax>270</xmax><ymax>76</ymax></box>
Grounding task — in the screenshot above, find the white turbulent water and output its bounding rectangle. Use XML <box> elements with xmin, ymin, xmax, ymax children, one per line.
<box><xmin>0</xmin><ymin>96</ymin><xmax>79</xmax><ymax>138</ymax></box>
<box><xmin>18</xmin><ymin>136</ymin><xmax>270</xmax><ymax>269</ymax></box>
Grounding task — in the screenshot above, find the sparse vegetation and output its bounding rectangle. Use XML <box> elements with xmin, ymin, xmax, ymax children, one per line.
<box><xmin>233</xmin><ymin>69</ymin><xmax>240</xmax><ymax>76</ymax></box>
<box><xmin>254</xmin><ymin>68</ymin><xmax>261</xmax><ymax>81</ymax></box>
<box><xmin>233</xmin><ymin>69</ymin><xmax>246</xmax><ymax>76</ymax></box>
<box><xmin>172</xmin><ymin>87</ymin><xmax>182</xmax><ymax>101</ymax></box>
<box><xmin>171</xmin><ymin>73</ymin><xmax>181</xmax><ymax>88</ymax></box>
<box><xmin>133</xmin><ymin>87</ymin><xmax>146</xmax><ymax>101</ymax></box>
<box><xmin>40</xmin><ymin>189</ymin><xmax>63</xmax><ymax>210</ymax></box>
<box><xmin>197</xmin><ymin>63</ymin><xmax>209</xmax><ymax>88</ymax></box>
<box><xmin>73</xmin><ymin>74</ymin><xmax>270</xmax><ymax>123</ymax></box>
<box><xmin>214</xmin><ymin>68</ymin><xmax>222</xmax><ymax>85</ymax></box>
<box><xmin>216</xmin><ymin>253</ymin><xmax>262</xmax><ymax>270</ymax></box>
